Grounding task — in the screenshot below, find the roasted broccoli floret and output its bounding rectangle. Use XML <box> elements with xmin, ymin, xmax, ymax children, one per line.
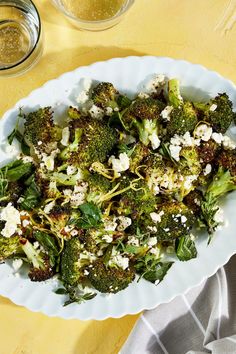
<box><xmin>60</xmin><ymin>238</ymin><xmax>83</xmax><ymax>287</ymax></box>
<box><xmin>201</xmin><ymin>152</ymin><xmax>236</xmax><ymax>233</ymax></box>
<box><xmin>45</xmin><ymin>205</ymin><xmax>70</xmax><ymax>233</ymax></box>
<box><xmin>153</xmin><ymin>201</ymin><xmax>196</xmax><ymax>241</ymax></box>
<box><xmin>91</xmin><ymin>82</ymin><xmax>118</xmax><ymax>109</ymax></box>
<box><xmin>195</xmin><ymin>93</ymin><xmax>235</xmax><ymax>133</ymax></box>
<box><xmin>88</xmin><ymin>259</ymin><xmax>135</xmax><ymax>293</ymax></box>
<box><xmin>197</xmin><ymin>139</ymin><xmax>220</xmax><ymax>164</ymax></box>
<box><xmin>86</xmin><ymin>172</ymin><xmax>111</xmax><ymax>204</ymax></box>
<box><xmin>0</xmin><ymin>235</ymin><xmax>22</xmax><ymax>261</ymax></box>
<box><xmin>129</xmin><ymin>142</ymin><xmax>149</xmax><ymax>173</ymax></box>
<box><xmin>118</xmin><ymin>177</ymin><xmax>157</xmax><ymax>219</ymax></box>
<box><xmin>22</xmin><ymin>240</ymin><xmax>54</xmax><ymax>281</ymax></box>
<box><xmin>179</xmin><ymin>146</ymin><xmax>202</xmax><ymax>176</ymax></box>
<box><xmin>122</xmin><ymin>97</ymin><xmax>164</xmax><ymax>146</ymax></box>
<box><xmin>60</xmin><ymin>116</ymin><xmax>117</xmax><ymax>168</ymax></box>
<box><xmin>167</xmin><ymin>79</ymin><xmax>198</xmax><ymax>136</ymax></box>
<box><xmin>183</xmin><ymin>189</ymin><xmax>203</xmax><ymax>215</ymax></box>
<box><xmin>217</xmin><ymin>149</ymin><xmax>236</xmax><ymax>176</ymax></box>
<box><xmin>23</xmin><ymin>107</ymin><xmax>61</xmax><ymax>153</ymax></box>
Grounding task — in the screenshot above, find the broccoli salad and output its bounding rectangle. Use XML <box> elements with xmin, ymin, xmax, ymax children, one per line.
<box><xmin>1</xmin><ymin>74</ymin><xmax>236</xmax><ymax>306</ymax></box>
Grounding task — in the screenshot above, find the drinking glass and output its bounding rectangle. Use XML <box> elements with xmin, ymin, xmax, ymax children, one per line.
<box><xmin>0</xmin><ymin>0</ymin><xmax>42</xmax><ymax>77</ymax></box>
<box><xmin>52</xmin><ymin>0</ymin><xmax>135</xmax><ymax>31</ymax></box>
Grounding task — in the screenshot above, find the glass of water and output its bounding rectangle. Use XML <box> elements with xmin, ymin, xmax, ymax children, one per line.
<box><xmin>52</xmin><ymin>0</ymin><xmax>135</xmax><ymax>31</ymax></box>
<box><xmin>0</xmin><ymin>0</ymin><xmax>42</xmax><ymax>77</ymax></box>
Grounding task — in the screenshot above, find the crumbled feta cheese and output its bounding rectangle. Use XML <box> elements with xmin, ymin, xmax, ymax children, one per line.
<box><xmin>0</xmin><ymin>203</ymin><xmax>21</xmax><ymax>238</ymax></box>
<box><xmin>22</xmin><ymin>219</ymin><xmax>30</xmax><ymax>228</ymax></box>
<box><xmin>183</xmin><ymin>175</ymin><xmax>198</xmax><ymax>190</ymax></box>
<box><xmin>116</xmin><ymin>216</ymin><xmax>132</xmax><ymax>231</ymax></box>
<box><xmin>44</xmin><ymin>201</ymin><xmax>55</xmax><ymax>214</ymax></box>
<box><xmin>64</xmin><ymin>225</ymin><xmax>73</xmax><ymax>233</ymax></box>
<box><xmin>145</xmin><ymin>74</ymin><xmax>166</xmax><ymax>93</ymax></box>
<box><xmin>67</xmin><ymin>165</ymin><xmax>77</xmax><ymax>175</ymax></box>
<box><xmin>160</xmin><ymin>106</ymin><xmax>173</xmax><ymax>121</ymax></box>
<box><xmin>109</xmin><ymin>153</ymin><xmax>130</xmax><ymax>175</ymax></box>
<box><xmin>149</xmin><ymin>132</ymin><xmax>161</xmax><ymax>150</ymax></box>
<box><xmin>70</xmin><ymin>229</ymin><xmax>78</xmax><ymax>236</ymax></box>
<box><xmin>22</xmin><ymin>156</ymin><xmax>33</xmax><ymax>163</ymax></box>
<box><xmin>63</xmin><ymin>189</ymin><xmax>72</xmax><ymax>196</ymax></box>
<box><xmin>79</xmin><ymin>251</ymin><xmax>97</xmax><ymax>262</ymax></box>
<box><xmin>60</xmin><ymin>127</ymin><xmax>70</xmax><ymax>146</ymax></box>
<box><xmin>147</xmin><ymin>237</ymin><xmax>157</xmax><ymax>247</ymax></box>
<box><xmin>76</xmin><ymin>90</ymin><xmax>89</xmax><ymax>105</ymax></box>
<box><xmin>211</xmin><ymin>132</ymin><xmax>223</xmax><ymax>144</ymax></box>
<box><xmin>153</xmin><ymin>185</ymin><xmax>160</xmax><ymax>195</ymax></box>
<box><xmin>169</xmin><ymin>144</ymin><xmax>182</xmax><ymax>161</ymax></box>
<box><xmin>209</xmin><ymin>104</ymin><xmax>217</xmax><ymax>111</ymax></box>
<box><xmin>102</xmin><ymin>234</ymin><xmax>113</xmax><ymax>243</ymax></box>
<box><xmin>12</xmin><ymin>259</ymin><xmax>23</xmax><ymax>272</ymax></box>
<box><xmin>104</xmin><ymin>218</ymin><xmax>118</xmax><ymax>232</ymax></box>
<box><xmin>138</xmin><ymin>92</ymin><xmax>150</xmax><ymax>99</ymax></box>
<box><xmin>149</xmin><ymin>247</ymin><xmax>161</xmax><ymax>257</ymax></box>
<box><xmin>222</xmin><ymin>136</ymin><xmax>236</xmax><ymax>150</ymax></box>
<box><xmin>181</xmin><ymin>215</ymin><xmax>187</xmax><ymax>223</ymax></box>
<box><xmin>33</xmin><ymin>241</ymin><xmax>39</xmax><ymax>249</ymax></box>
<box><xmin>84</xmin><ymin>270</ymin><xmax>89</xmax><ymax>276</ymax></box>
<box><xmin>110</xmin><ymin>255</ymin><xmax>129</xmax><ymax>270</ymax></box>
<box><xmin>97</xmin><ymin>250</ymin><xmax>103</xmax><ymax>256</ymax></box>
<box><xmin>147</xmin><ymin>226</ymin><xmax>158</xmax><ymax>233</ymax></box>
<box><xmin>127</xmin><ymin>236</ymin><xmax>139</xmax><ymax>247</ymax></box>
<box><xmin>71</xmin><ymin>182</ymin><xmax>88</xmax><ymax>207</ymax></box>
<box><xmin>203</xmin><ymin>163</ymin><xmax>212</xmax><ymax>176</ymax></box>
<box><xmin>150</xmin><ymin>211</ymin><xmax>164</xmax><ymax>223</ymax></box>
<box><xmin>194</xmin><ymin>124</ymin><xmax>213</xmax><ymax>142</ymax></box>
<box><xmin>89</xmin><ymin>105</ymin><xmax>104</xmax><ymax>119</ymax></box>
<box><xmin>105</xmin><ymin>107</ymin><xmax>113</xmax><ymax>116</ymax></box>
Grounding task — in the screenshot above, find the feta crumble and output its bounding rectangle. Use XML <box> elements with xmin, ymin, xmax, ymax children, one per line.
<box><xmin>0</xmin><ymin>203</ymin><xmax>21</xmax><ymax>238</ymax></box>
<box><xmin>150</xmin><ymin>211</ymin><xmax>164</xmax><ymax>223</ymax></box>
<box><xmin>12</xmin><ymin>259</ymin><xmax>23</xmax><ymax>272</ymax></box>
<box><xmin>67</xmin><ymin>165</ymin><xmax>77</xmax><ymax>175</ymax></box>
<box><xmin>116</xmin><ymin>216</ymin><xmax>132</xmax><ymax>231</ymax></box>
<box><xmin>109</xmin><ymin>153</ymin><xmax>130</xmax><ymax>175</ymax></box>
<box><xmin>203</xmin><ymin>163</ymin><xmax>212</xmax><ymax>176</ymax></box>
<box><xmin>211</xmin><ymin>132</ymin><xmax>223</xmax><ymax>144</ymax></box>
<box><xmin>147</xmin><ymin>237</ymin><xmax>157</xmax><ymax>247</ymax></box>
<box><xmin>169</xmin><ymin>144</ymin><xmax>182</xmax><ymax>161</ymax></box>
<box><xmin>160</xmin><ymin>106</ymin><xmax>173</xmax><ymax>121</ymax></box>
<box><xmin>145</xmin><ymin>74</ymin><xmax>166</xmax><ymax>93</ymax></box>
<box><xmin>89</xmin><ymin>105</ymin><xmax>104</xmax><ymax>119</ymax></box>
<box><xmin>209</xmin><ymin>104</ymin><xmax>217</xmax><ymax>111</ymax></box>
<box><xmin>44</xmin><ymin>201</ymin><xmax>55</xmax><ymax>214</ymax></box>
<box><xmin>102</xmin><ymin>234</ymin><xmax>113</xmax><ymax>243</ymax></box>
<box><xmin>194</xmin><ymin>124</ymin><xmax>213</xmax><ymax>142</ymax></box>
<box><xmin>149</xmin><ymin>132</ymin><xmax>161</xmax><ymax>150</ymax></box>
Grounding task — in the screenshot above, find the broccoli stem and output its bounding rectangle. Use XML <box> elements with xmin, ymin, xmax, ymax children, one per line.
<box><xmin>168</xmin><ymin>79</ymin><xmax>183</xmax><ymax>107</ymax></box>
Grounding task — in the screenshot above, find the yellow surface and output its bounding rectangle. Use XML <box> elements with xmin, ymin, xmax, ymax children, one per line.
<box><xmin>0</xmin><ymin>0</ymin><xmax>236</xmax><ymax>353</ymax></box>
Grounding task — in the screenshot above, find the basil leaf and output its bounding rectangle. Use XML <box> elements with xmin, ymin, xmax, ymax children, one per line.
<box><xmin>143</xmin><ymin>262</ymin><xmax>173</xmax><ymax>283</ymax></box>
<box><xmin>20</xmin><ymin>178</ymin><xmax>41</xmax><ymax>210</ymax></box>
<box><xmin>176</xmin><ymin>235</ymin><xmax>197</xmax><ymax>261</ymax></box>
<box><xmin>55</xmin><ymin>288</ymin><xmax>68</xmax><ymax>295</ymax></box>
<box><xmin>70</xmin><ymin>203</ymin><xmax>102</xmax><ymax>229</ymax></box>
<box><xmin>1</xmin><ymin>160</ymin><xmax>33</xmax><ymax>182</ymax></box>
<box><xmin>34</xmin><ymin>230</ymin><xmax>59</xmax><ymax>256</ymax></box>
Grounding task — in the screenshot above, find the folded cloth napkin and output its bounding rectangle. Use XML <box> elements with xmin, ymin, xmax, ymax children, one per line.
<box><xmin>121</xmin><ymin>254</ymin><xmax>236</xmax><ymax>354</ymax></box>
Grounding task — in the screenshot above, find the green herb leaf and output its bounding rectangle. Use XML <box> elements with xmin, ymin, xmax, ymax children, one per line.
<box><xmin>0</xmin><ymin>160</ymin><xmax>33</xmax><ymax>182</ymax></box>
<box><xmin>33</xmin><ymin>230</ymin><xmax>59</xmax><ymax>266</ymax></box>
<box><xmin>20</xmin><ymin>178</ymin><xmax>41</xmax><ymax>210</ymax></box>
<box><xmin>143</xmin><ymin>262</ymin><xmax>173</xmax><ymax>283</ymax></box>
<box><xmin>55</xmin><ymin>288</ymin><xmax>68</xmax><ymax>295</ymax></box>
<box><xmin>176</xmin><ymin>235</ymin><xmax>197</xmax><ymax>261</ymax></box>
<box><xmin>70</xmin><ymin>202</ymin><xmax>102</xmax><ymax>229</ymax></box>
<box><xmin>117</xmin><ymin>95</ymin><xmax>132</xmax><ymax>109</ymax></box>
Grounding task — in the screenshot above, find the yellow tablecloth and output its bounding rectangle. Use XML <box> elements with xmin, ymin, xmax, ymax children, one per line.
<box><xmin>0</xmin><ymin>0</ymin><xmax>236</xmax><ymax>353</ymax></box>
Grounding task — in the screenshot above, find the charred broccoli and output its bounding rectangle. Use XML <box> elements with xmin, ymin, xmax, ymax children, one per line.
<box><xmin>60</xmin><ymin>116</ymin><xmax>117</xmax><ymax>168</ymax></box>
<box><xmin>122</xmin><ymin>97</ymin><xmax>164</xmax><ymax>146</ymax></box>
<box><xmin>23</xmin><ymin>107</ymin><xmax>61</xmax><ymax>153</ymax></box>
<box><xmin>60</xmin><ymin>238</ymin><xmax>83</xmax><ymax>287</ymax></box>
<box><xmin>91</xmin><ymin>82</ymin><xmax>118</xmax><ymax>109</ymax></box>
<box><xmin>0</xmin><ymin>235</ymin><xmax>22</xmax><ymax>261</ymax></box>
<box><xmin>195</xmin><ymin>93</ymin><xmax>235</xmax><ymax>133</ymax></box>
<box><xmin>167</xmin><ymin>79</ymin><xmax>198</xmax><ymax>136</ymax></box>
<box><xmin>88</xmin><ymin>259</ymin><xmax>135</xmax><ymax>293</ymax></box>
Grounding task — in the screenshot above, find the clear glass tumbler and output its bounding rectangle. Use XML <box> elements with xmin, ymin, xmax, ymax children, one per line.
<box><xmin>0</xmin><ymin>0</ymin><xmax>42</xmax><ymax>77</ymax></box>
<box><xmin>52</xmin><ymin>0</ymin><xmax>135</xmax><ymax>31</ymax></box>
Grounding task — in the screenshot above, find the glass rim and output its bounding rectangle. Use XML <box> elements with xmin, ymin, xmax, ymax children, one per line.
<box><xmin>0</xmin><ymin>0</ymin><xmax>41</xmax><ymax>72</ymax></box>
<box><xmin>54</xmin><ymin>0</ymin><xmax>135</xmax><ymax>25</ymax></box>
